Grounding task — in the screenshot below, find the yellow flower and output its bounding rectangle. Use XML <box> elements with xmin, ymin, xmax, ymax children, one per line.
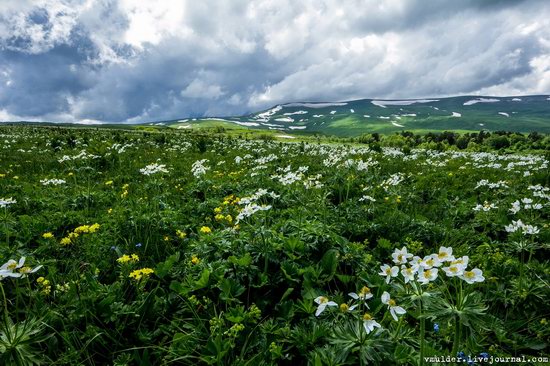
<box><xmin>107</xmin><ymin>208</ymin><xmax>113</xmax><ymax>214</ymax></box>
<box><xmin>117</xmin><ymin>255</ymin><xmax>130</xmax><ymax>263</ymax></box>
<box><xmin>117</xmin><ymin>254</ymin><xmax>139</xmax><ymax>264</ymax></box>
<box><xmin>60</xmin><ymin>237</ymin><xmax>71</xmax><ymax>246</ymax></box>
<box><xmin>176</xmin><ymin>230</ymin><xmax>186</xmax><ymax>239</ymax></box>
<box><xmin>200</xmin><ymin>226</ymin><xmax>212</xmax><ymax>234</ymax></box>
<box><xmin>163</xmin><ymin>236</ymin><xmax>170</xmax><ymax>241</ymax></box>
<box><xmin>129</xmin><ymin>268</ymin><xmax>154</xmax><ymax>281</ymax></box>
<box><xmin>89</xmin><ymin>223</ymin><xmax>100</xmax><ymax>233</ymax></box>
<box><xmin>42</xmin><ymin>232</ymin><xmax>54</xmax><ymax>239</ymax></box>
<box><xmin>191</xmin><ymin>255</ymin><xmax>200</xmax><ymax>265</ymax></box>
<box><xmin>215</xmin><ymin>214</ymin><xmax>224</xmax><ymax>221</ymax></box>
<box><xmin>36</xmin><ymin>277</ymin><xmax>45</xmax><ymax>284</ymax></box>
<box><xmin>105</xmin><ymin>180</ymin><xmax>113</xmax><ymax>186</ymax></box>
<box><xmin>225</xmin><ymin>215</ymin><xmax>233</xmax><ymax>223</ymax></box>
<box><xmin>68</xmin><ymin>232</ymin><xmax>79</xmax><ymax>240</ymax></box>
<box><xmin>74</xmin><ymin>225</ymin><xmax>89</xmax><ymax>234</ymax></box>
<box><xmin>121</xmin><ymin>190</ymin><xmax>128</xmax><ymax>198</ymax></box>
<box><xmin>68</xmin><ymin>172</ymin><xmax>74</xmax><ymax>176</ymax></box>
<box><xmin>214</xmin><ymin>207</ymin><xmax>222</xmax><ymax>214</ymax></box>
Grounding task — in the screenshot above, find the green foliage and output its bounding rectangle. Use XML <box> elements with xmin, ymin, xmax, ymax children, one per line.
<box><xmin>0</xmin><ymin>125</ymin><xmax>548</xmax><ymax>364</ymax></box>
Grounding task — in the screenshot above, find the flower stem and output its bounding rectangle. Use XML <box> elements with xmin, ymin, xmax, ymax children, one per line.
<box><xmin>452</xmin><ymin>315</ymin><xmax>461</xmax><ymax>356</ymax></box>
<box><xmin>419</xmin><ymin>298</ymin><xmax>425</xmax><ymax>366</ymax></box>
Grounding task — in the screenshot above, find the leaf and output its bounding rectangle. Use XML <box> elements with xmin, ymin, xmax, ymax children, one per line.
<box><xmin>280</xmin><ymin>287</ymin><xmax>295</xmax><ymax>302</ymax></box>
<box><xmin>195</xmin><ymin>269</ymin><xmax>210</xmax><ymax>289</ymax></box>
<box><xmin>155</xmin><ymin>252</ymin><xmax>180</xmax><ymax>279</ymax></box>
<box><xmin>225</xmin><ymin>306</ymin><xmax>246</xmax><ymax>323</ymax></box>
<box><xmin>170</xmin><ymin>281</ymin><xmax>191</xmax><ymax>296</ymax></box>
<box><xmin>219</xmin><ymin>277</ymin><xmax>246</xmax><ymax>301</ymax></box>
<box><xmin>320</xmin><ymin>249</ymin><xmax>339</xmax><ymax>280</ymax></box>
<box><xmin>227</xmin><ymin>252</ymin><xmax>252</xmax><ymax>267</ymax></box>
<box><xmin>336</xmin><ymin>273</ymin><xmax>354</xmax><ymax>284</ymax></box>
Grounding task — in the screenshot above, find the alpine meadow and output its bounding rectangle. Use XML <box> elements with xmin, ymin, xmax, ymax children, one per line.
<box><xmin>0</xmin><ymin>125</ymin><xmax>549</xmax><ymax>365</ymax></box>
<box><xmin>1</xmin><ymin>0</ymin><xmax>550</xmax><ymax>365</ymax></box>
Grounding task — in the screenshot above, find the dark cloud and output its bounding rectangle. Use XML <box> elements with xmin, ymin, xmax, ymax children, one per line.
<box><xmin>0</xmin><ymin>0</ymin><xmax>549</xmax><ymax>123</ymax></box>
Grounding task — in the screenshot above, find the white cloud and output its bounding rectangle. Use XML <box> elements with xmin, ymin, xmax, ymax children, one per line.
<box><xmin>181</xmin><ymin>79</ymin><xmax>225</xmax><ymax>99</ymax></box>
<box><xmin>0</xmin><ymin>0</ymin><xmax>548</xmax><ymax>122</ymax></box>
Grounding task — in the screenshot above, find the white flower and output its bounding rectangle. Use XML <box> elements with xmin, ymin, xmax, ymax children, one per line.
<box><xmin>505</xmin><ymin>220</ymin><xmax>540</xmax><ymax>235</ymax></box>
<box><xmin>417</xmin><ymin>268</ymin><xmax>438</xmax><ymax>285</ymax></box>
<box><xmin>0</xmin><ymin>257</ymin><xmax>42</xmax><ymax>279</ymax></box>
<box><xmin>381</xmin><ymin>291</ymin><xmax>406</xmax><ymax>321</ymax></box>
<box><xmin>522</xmin><ymin>225</ymin><xmax>540</xmax><ymax>235</ymax></box>
<box><xmin>521</xmin><ymin>198</ymin><xmax>533</xmax><ymax>206</ymax></box>
<box><xmin>314</xmin><ymin>296</ymin><xmax>338</xmax><ymax>316</ymax></box>
<box><xmin>235</xmin><ymin>203</ymin><xmax>272</xmax><ymax>223</ymax></box>
<box><xmin>460</xmin><ymin>268</ymin><xmax>485</xmax><ymax>284</ymax></box>
<box><xmin>400</xmin><ymin>266</ymin><xmax>417</xmax><ymax>284</ymax></box>
<box><xmin>362</xmin><ymin>313</ymin><xmax>381</xmax><ymax>334</ymax></box>
<box><xmin>0</xmin><ymin>197</ymin><xmax>17</xmax><ymax>208</ymax></box>
<box><xmin>392</xmin><ymin>247</ymin><xmax>413</xmax><ymax>265</ymax></box>
<box><xmin>378</xmin><ymin>264</ymin><xmax>399</xmax><ymax>284</ymax></box>
<box><xmin>435</xmin><ymin>246</ymin><xmax>455</xmax><ymax>263</ymax></box>
<box><xmin>420</xmin><ymin>255</ymin><xmax>441</xmax><ymax>269</ymax></box>
<box><xmin>191</xmin><ymin>159</ymin><xmax>210</xmax><ymax>178</ymax></box>
<box><xmin>349</xmin><ymin>286</ymin><xmax>374</xmax><ymax>302</ymax></box>
<box><xmin>442</xmin><ymin>262</ymin><xmax>466</xmax><ymax>277</ymax></box>
<box><xmin>40</xmin><ymin>178</ymin><xmax>66</xmax><ymax>186</ymax></box>
<box><xmin>0</xmin><ymin>257</ymin><xmax>25</xmax><ymax>273</ymax></box>
<box><xmin>139</xmin><ymin>163</ymin><xmax>169</xmax><ymax>176</ymax></box>
<box><xmin>450</xmin><ymin>256</ymin><xmax>469</xmax><ymax>268</ymax></box>
<box><xmin>473</xmin><ymin>201</ymin><xmax>497</xmax><ymax>212</ymax></box>
<box><xmin>509</xmin><ymin>200</ymin><xmax>521</xmax><ymax>214</ymax></box>
<box><xmin>358</xmin><ymin>195</ymin><xmax>376</xmax><ymax>202</ymax></box>
<box><xmin>409</xmin><ymin>256</ymin><xmax>422</xmax><ymax>267</ymax></box>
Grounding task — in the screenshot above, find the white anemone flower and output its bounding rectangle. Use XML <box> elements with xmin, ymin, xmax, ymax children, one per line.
<box><xmin>420</xmin><ymin>255</ymin><xmax>441</xmax><ymax>269</ymax></box>
<box><xmin>378</xmin><ymin>264</ymin><xmax>399</xmax><ymax>284</ymax></box>
<box><xmin>436</xmin><ymin>246</ymin><xmax>455</xmax><ymax>263</ymax></box>
<box><xmin>417</xmin><ymin>268</ymin><xmax>438</xmax><ymax>285</ymax></box>
<box><xmin>460</xmin><ymin>268</ymin><xmax>485</xmax><ymax>284</ymax></box>
<box><xmin>314</xmin><ymin>296</ymin><xmax>338</xmax><ymax>316</ymax></box>
<box><xmin>442</xmin><ymin>262</ymin><xmax>466</xmax><ymax>277</ymax></box>
<box><xmin>362</xmin><ymin>313</ymin><xmax>381</xmax><ymax>334</ymax></box>
<box><xmin>0</xmin><ymin>257</ymin><xmax>26</xmax><ymax>276</ymax></box>
<box><xmin>450</xmin><ymin>256</ymin><xmax>469</xmax><ymax>268</ymax></box>
<box><xmin>400</xmin><ymin>266</ymin><xmax>417</xmax><ymax>284</ymax></box>
<box><xmin>349</xmin><ymin>286</ymin><xmax>374</xmax><ymax>302</ymax></box>
<box><xmin>0</xmin><ymin>257</ymin><xmax>42</xmax><ymax>279</ymax></box>
<box><xmin>0</xmin><ymin>197</ymin><xmax>17</xmax><ymax>208</ymax></box>
<box><xmin>392</xmin><ymin>247</ymin><xmax>413</xmax><ymax>264</ymax></box>
<box><xmin>381</xmin><ymin>291</ymin><xmax>406</xmax><ymax>321</ymax></box>
<box><xmin>409</xmin><ymin>256</ymin><xmax>422</xmax><ymax>267</ymax></box>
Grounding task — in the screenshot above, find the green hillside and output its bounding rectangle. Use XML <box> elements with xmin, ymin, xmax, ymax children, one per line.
<box><xmin>163</xmin><ymin>95</ymin><xmax>550</xmax><ymax>136</ymax></box>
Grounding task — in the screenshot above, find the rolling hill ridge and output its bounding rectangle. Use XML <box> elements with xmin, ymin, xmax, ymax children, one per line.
<box><xmin>165</xmin><ymin>95</ymin><xmax>550</xmax><ymax>136</ymax></box>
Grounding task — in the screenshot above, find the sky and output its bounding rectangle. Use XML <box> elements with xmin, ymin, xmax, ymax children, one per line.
<box><xmin>0</xmin><ymin>0</ymin><xmax>549</xmax><ymax>123</ymax></box>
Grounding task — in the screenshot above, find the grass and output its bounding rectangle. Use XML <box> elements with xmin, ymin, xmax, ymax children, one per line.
<box><xmin>0</xmin><ymin>125</ymin><xmax>548</xmax><ymax>365</ymax></box>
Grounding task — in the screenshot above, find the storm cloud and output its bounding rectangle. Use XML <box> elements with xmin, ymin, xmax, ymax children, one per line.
<box><xmin>0</xmin><ymin>0</ymin><xmax>549</xmax><ymax>123</ymax></box>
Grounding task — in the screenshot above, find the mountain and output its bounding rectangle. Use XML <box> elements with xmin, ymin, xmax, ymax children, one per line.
<box><xmin>164</xmin><ymin>95</ymin><xmax>550</xmax><ymax>136</ymax></box>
